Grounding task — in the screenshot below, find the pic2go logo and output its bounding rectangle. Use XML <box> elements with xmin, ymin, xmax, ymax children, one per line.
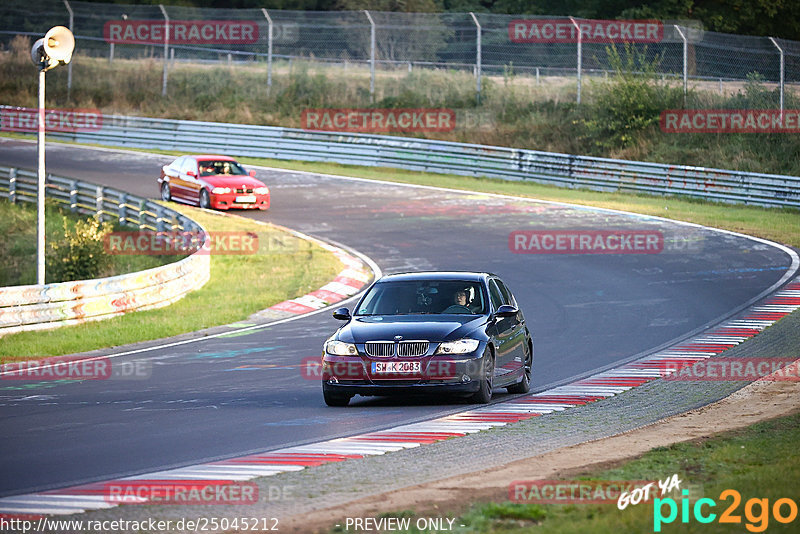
<box><xmin>653</xmin><ymin>489</ymin><xmax>799</xmax><ymax>532</ymax></box>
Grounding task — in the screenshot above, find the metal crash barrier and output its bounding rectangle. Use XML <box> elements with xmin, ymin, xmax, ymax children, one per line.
<box><xmin>0</xmin><ymin>167</ymin><xmax>210</xmax><ymax>336</ymax></box>
<box><xmin>44</xmin><ymin>113</ymin><xmax>800</xmax><ymax>209</ymax></box>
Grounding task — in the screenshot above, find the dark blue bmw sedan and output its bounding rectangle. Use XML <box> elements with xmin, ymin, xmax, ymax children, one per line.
<box><xmin>321</xmin><ymin>272</ymin><xmax>534</xmax><ymax>406</ymax></box>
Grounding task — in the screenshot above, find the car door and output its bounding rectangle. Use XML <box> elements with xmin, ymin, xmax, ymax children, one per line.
<box><xmin>180</xmin><ymin>158</ymin><xmax>202</xmax><ymax>203</ymax></box>
<box><xmin>490</xmin><ymin>278</ymin><xmax>526</xmax><ymax>383</ymax></box>
<box><xmin>163</xmin><ymin>157</ymin><xmax>184</xmax><ymax>199</ymax></box>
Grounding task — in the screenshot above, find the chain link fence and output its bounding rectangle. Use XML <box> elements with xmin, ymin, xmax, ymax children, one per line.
<box><xmin>1</xmin><ymin>0</ymin><xmax>799</xmax><ymax>108</ymax></box>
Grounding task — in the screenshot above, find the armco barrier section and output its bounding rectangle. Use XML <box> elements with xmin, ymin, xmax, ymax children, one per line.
<box><xmin>0</xmin><ymin>166</ymin><xmax>210</xmax><ymax>336</ymax></box>
<box><xmin>45</xmin><ymin>113</ymin><xmax>800</xmax><ymax>208</ymax></box>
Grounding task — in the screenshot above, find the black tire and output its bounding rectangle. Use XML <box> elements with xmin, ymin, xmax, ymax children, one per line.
<box><xmin>507</xmin><ymin>341</ymin><xmax>533</xmax><ymax>394</ymax></box>
<box><xmin>470</xmin><ymin>348</ymin><xmax>494</xmax><ymax>404</ymax></box>
<box><xmin>199</xmin><ymin>189</ymin><xmax>211</xmax><ymax>209</ymax></box>
<box><xmin>160</xmin><ymin>182</ymin><xmax>171</xmax><ymax>201</ymax></box>
<box><xmin>323</xmin><ymin>384</ymin><xmax>352</xmax><ymax>407</ymax></box>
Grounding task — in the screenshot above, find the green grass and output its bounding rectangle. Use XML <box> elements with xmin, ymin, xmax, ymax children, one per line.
<box><xmin>381</xmin><ymin>412</ymin><xmax>800</xmax><ymax>533</ymax></box>
<box><xmin>0</xmin><ymin>203</ymin><xmax>343</xmax><ymax>360</ymax></box>
<box><xmin>0</xmin><ymin>198</ymin><xmax>180</xmax><ymax>286</ymax></box>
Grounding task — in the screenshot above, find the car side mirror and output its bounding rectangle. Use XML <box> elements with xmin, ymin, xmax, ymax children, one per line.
<box><xmin>248</xmin><ymin>170</ymin><xmax>256</xmax><ymax>177</ymax></box>
<box><xmin>494</xmin><ymin>304</ymin><xmax>518</xmax><ymax>318</ymax></box>
<box><xmin>332</xmin><ymin>307</ymin><xmax>351</xmax><ymax>321</ymax></box>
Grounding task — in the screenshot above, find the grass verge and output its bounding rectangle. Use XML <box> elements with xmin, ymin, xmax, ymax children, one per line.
<box><xmin>0</xmin><ymin>203</ymin><xmax>343</xmax><ymax>361</ymax></box>
<box><xmin>0</xmin><ymin>198</ymin><xmax>183</xmax><ymax>286</ymax></box>
<box><xmin>442</xmin><ymin>411</ymin><xmax>800</xmax><ymax>533</ymax></box>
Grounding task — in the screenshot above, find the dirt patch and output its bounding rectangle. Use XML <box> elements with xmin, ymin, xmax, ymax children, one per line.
<box><xmin>279</xmin><ymin>372</ymin><xmax>800</xmax><ymax>533</ymax></box>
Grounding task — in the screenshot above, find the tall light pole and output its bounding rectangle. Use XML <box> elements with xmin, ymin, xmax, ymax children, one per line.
<box><xmin>31</xmin><ymin>26</ymin><xmax>75</xmax><ymax>285</ymax></box>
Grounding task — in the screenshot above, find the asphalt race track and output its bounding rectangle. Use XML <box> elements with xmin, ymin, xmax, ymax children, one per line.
<box><xmin>0</xmin><ymin>139</ymin><xmax>794</xmax><ymax>497</ymax></box>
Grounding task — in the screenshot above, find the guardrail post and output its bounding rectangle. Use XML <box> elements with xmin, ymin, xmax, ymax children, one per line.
<box><xmin>156</xmin><ymin>205</ymin><xmax>165</xmax><ymax>232</ymax></box>
<box><xmin>69</xmin><ymin>180</ymin><xmax>77</xmax><ymax>212</ymax></box>
<box><xmin>138</xmin><ymin>199</ymin><xmax>147</xmax><ymax>229</ymax></box>
<box><xmin>674</xmin><ymin>25</ymin><xmax>688</xmax><ymax>102</ymax></box>
<box><xmin>9</xmin><ymin>168</ymin><xmax>17</xmax><ymax>204</ymax></box>
<box><xmin>119</xmin><ymin>193</ymin><xmax>127</xmax><ymax>225</ymax></box>
<box><xmin>470</xmin><ymin>12</ymin><xmax>482</xmax><ymax>104</ymax></box>
<box><xmin>159</xmin><ymin>4</ymin><xmax>170</xmax><ymax>97</ymax></box>
<box><xmin>261</xmin><ymin>9</ymin><xmax>273</xmax><ymax>92</ymax></box>
<box><xmin>769</xmin><ymin>37</ymin><xmax>784</xmax><ymax>121</ymax></box>
<box><xmin>95</xmin><ymin>185</ymin><xmax>104</xmax><ymax>222</ymax></box>
<box><xmin>363</xmin><ymin>10</ymin><xmax>376</xmax><ymax>102</ymax></box>
<box><xmin>569</xmin><ymin>17</ymin><xmax>582</xmax><ymax>104</ymax></box>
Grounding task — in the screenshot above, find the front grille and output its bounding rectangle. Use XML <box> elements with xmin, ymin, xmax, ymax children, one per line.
<box><xmin>365</xmin><ymin>341</ymin><xmax>429</xmax><ymax>358</ymax></box>
<box><xmin>365</xmin><ymin>341</ymin><xmax>395</xmax><ymax>358</ymax></box>
<box><xmin>234</xmin><ymin>187</ymin><xmax>254</xmax><ymax>194</ymax></box>
<box><xmin>398</xmin><ymin>341</ymin><xmax>429</xmax><ymax>357</ymax></box>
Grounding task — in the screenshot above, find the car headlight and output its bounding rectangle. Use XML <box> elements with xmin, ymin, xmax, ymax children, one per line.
<box><xmin>325</xmin><ymin>340</ymin><xmax>358</xmax><ymax>356</ymax></box>
<box><xmin>435</xmin><ymin>339</ymin><xmax>480</xmax><ymax>355</ymax></box>
<box><xmin>211</xmin><ymin>187</ymin><xmax>231</xmax><ymax>194</ymax></box>
<box><xmin>254</xmin><ymin>187</ymin><xmax>270</xmax><ymax>195</ymax></box>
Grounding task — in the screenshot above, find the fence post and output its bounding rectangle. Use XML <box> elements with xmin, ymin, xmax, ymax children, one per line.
<box><xmin>63</xmin><ymin>0</ymin><xmax>73</xmax><ymax>100</ymax></box>
<box><xmin>96</xmin><ymin>185</ymin><xmax>104</xmax><ymax>222</ymax></box>
<box><xmin>159</xmin><ymin>4</ymin><xmax>169</xmax><ymax>97</ymax></box>
<box><xmin>156</xmin><ymin>205</ymin><xmax>165</xmax><ymax>232</ymax></box>
<box><xmin>470</xmin><ymin>12</ymin><xmax>482</xmax><ymax>104</ymax></box>
<box><xmin>363</xmin><ymin>10</ymin><xmax>376</xmax><ymax>102</ymax></box>
<box><xmin>119</xmin><ymin>193</ymin><xmax>127</xmax><ymax>225</ymax></box>
<box><xmin>8</xmin><ymin>168</ymin><xmax>17</xmax><ymax>204</ymax></box>
<box><xmin>769</xmin><ymin>37</ymin><xmax>785</xmax><ymax>121</ymax></box>
<box><xmin>261</xmin><ymin>9</ymin><xmax>273</xmax><ymax>92</ymax></box>
<box><xmin>139</xmin><ymin>199</ymin><xmax>147</xmax><ymax>229</ymax></box>
<box><xmin>674</xmin><ymin>25</ymin><xmax>688</xmax><ymax>102</ymax></box>
<box><xmin>69</xmin><ymin>179</ymin><xmax>77</xmax><ymax>212</ymax></box>
<box><xmin>569</xmin><ymin>17</ymin><xmax>582</xmax><ymax>104</ymax></box>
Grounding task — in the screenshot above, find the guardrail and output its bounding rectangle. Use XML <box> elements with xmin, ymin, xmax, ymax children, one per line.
<box><xmin>43</xmin><ymin>113</ymin><xmax>800</xmax><ymax>208</ymax></box>
<box><xmin>0</xmin><ymin>167</ymin><xmax>210</xmax><ymax>336</ymax></box>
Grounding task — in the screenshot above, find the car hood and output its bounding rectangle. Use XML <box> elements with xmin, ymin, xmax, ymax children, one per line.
<box><xmin>339</xmin><ymin>315</ymin><xmax>488</xmax><ymax>344</ymax></box>
<box><xmin>203</xmin><ymin>175</ymin><xmax>266</xmax><ymax>188</ymax></box>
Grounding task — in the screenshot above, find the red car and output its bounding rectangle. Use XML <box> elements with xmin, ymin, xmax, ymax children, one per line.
<box><xmin>158</xmin><ymin>155</ymin><xmax>270</xmax><ymax>210</ymax></box>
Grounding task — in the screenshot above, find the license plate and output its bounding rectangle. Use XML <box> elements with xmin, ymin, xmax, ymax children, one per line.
<box><xmin>235</xmin><ymin>195</ymin><xmax>256</xmax><ymax>203</ymax></box>
<box><xmin>372</xmin><ymin>361</ymin><xmax>421</xmax><ymax>374</ymax></box>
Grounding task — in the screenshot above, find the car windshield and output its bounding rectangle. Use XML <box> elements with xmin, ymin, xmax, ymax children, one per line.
<box><xmin>356</xmin><ymin>280</ymin><xmax>487</xmax><ymax>316</ymax></box>
<box><xmin>198</xmin><ymin>160</ymin><xmax>247</xmax><ymax>177</ymax></box>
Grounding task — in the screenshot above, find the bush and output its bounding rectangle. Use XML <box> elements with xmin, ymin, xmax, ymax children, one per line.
<box><xmin>579</xmin><ymin>44</ymin><xmax>684</xmax><ymax>150</ymax></box>
<box><xmin>47</xmin><ymin>216</ymin><xmax>113</xmax><ymax>282</ymax></box>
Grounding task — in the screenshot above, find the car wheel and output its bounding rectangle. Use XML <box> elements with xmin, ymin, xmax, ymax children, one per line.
<box><xmin>470</xmin><ymin>347</ymin><xmax>494</xmax><ymax>404</ymax></box>
<box><xmin>199</xmin><ymin>189</ymin><xmax>211</xmax><ymax>209</ymax></box>
<box><xmin>160</xmin><ymin>182</ymin><xmax>171</xmax><ymax>201</ymax></box>
<box><xmin>507</xmin><ymin>341</ymin><xmax>533</xmax><ymax>394</ymax></box>
<box><xmin>323</xmin><ymin>384</ymin><xmax>352</xmax><ymax>407</ymax></box>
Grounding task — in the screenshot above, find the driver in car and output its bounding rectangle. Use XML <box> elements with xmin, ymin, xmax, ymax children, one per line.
<box><xmin>453</xmin><ymin>289</ymin><xmax>468</xmax><ymax>307</ymax></box>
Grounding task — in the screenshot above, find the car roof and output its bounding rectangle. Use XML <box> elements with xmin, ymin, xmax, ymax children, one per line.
<box><xmin>377</xmin><ymin>271</ymin><xmax>496</xmax><ymax>283</ymax></box>
<box><xmin>188</xmin><ymin>155</ymin><xmax>238</xmax><ymax>161</ymax></box>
